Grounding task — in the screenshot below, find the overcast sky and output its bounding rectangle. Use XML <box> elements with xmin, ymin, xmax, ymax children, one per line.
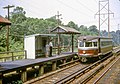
<box><xmin>0</xmin><ymin>0</ymin><xmax>120</xmax><ymax>31</ymax></box>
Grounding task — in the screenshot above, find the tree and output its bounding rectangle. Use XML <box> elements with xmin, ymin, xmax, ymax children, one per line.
<box><xmin>88</xmin><ymin>25</ymin><xmax>98</xmax><ymax>32</ymax></box>
<box><xmin>10</xmin><ymin>6</ymin><xmax>27</xmax><ymax>40</ymax></box>
<box><xmin>2</xmin><ymin>6</ymin><xmax>115</xmax><ymax>51</ymax></box>
<box><xmin>0</xmin><ymin>28</ymin><xmax>6</xmax><ymax>51</ymax></box>
<box><xmin>67</xmin><ymin>21</ymin><xmax>78</xmax><ymax>30</ymax></box>
<box><xmin>11</xmin><ymin>7</ymin><xmax>26</xmax><ymax>23</ymax></box>
<box><xmin>101</xmin><ymin>30</ymin><xmax>108</xmax><ymax>36</ymax></box>
<box><xmin>9</xmin><ymin>6</ymin><xmax>27</xmax><ymax>50</ymax></box>
<box><xmin>88</xmin><ymin>25</ymin><xmax>98</xmax><ymax>35</ymax></box>
<box><xmin>79</xmin><ymin>25</ymin><xmax>90</xmax><ymax>35</ymax></box>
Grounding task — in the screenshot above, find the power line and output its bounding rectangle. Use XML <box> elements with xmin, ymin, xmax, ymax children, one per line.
<box><xmin>18</xmin><ymin>0</ymin><xmax>45</xmax><ymax>18</ymax></box>
<box><xmin>94</xmin><ymin>0</ymin><xmax>98</xmax><ymax>4</ymax></box>
<box><xmin>76</xmin><ymin>0</ymin><xmax>95</xmax><ymax>13</ymax></box>
<box><xmin>56</xmin><ymin>0</ymin><xmax>92</xmax><ymax>17</ymax></box>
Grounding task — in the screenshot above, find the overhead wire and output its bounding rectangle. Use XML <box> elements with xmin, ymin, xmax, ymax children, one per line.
<box><xmin>18</xmin><ymin>0</ymin><xmax>45</xmax><ymax>18</ymax></box>
<box><xmin>56</xmin><ymin>0</ymin><xmax>92</xmax><ymax>17</ymax></box>
<box><xmin>18</xmin><ymin>0</ymin><xmax>101</xmax><ymax>25</ymax></box>
<box><xmin>94</xmin><ymin>0</ymin><xmax>98</xmax><ymax>4</ymax></box>
<box><xmin>111</xmin><ymin>17</ymin><xmax>119</xmax><ymax>31</ymax></box>
<box><xmin>11</xmin><ymin>0</ymin><xmax>119</xmax><ymax>31</ymax></box>
<box><xmin>76</xmin><ymin>0</ymin><xmax>95</xmax><ymax>13</ymax></box>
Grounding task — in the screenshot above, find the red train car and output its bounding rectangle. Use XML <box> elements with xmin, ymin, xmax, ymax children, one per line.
<box><xmin>78</xmin><ymin>36</ymin><xmax>113</xmax><ymax>62</ymax></box>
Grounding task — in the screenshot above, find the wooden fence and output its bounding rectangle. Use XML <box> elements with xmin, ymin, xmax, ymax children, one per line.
<box><xmin>52</xmin><ymin>46</ymin><xmax>70</xmax><ymax>54</ymax></box>
<box><xmin>0</xmin><ymin>50</ymin><xmax>26</xmax><ymax>62</ymax></box>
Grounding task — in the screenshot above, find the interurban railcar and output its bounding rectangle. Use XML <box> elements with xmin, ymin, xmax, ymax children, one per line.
<box><xmin>78</xmin><ymin>36</ymin><xmax>113</xmax><ymax>62</ymax></box>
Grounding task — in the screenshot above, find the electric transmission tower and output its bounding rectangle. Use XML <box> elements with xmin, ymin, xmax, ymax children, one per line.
<box><xmin>95</xmin><ymin>0</ymin><xmax>114</xmax><ymax>37</ymax></box>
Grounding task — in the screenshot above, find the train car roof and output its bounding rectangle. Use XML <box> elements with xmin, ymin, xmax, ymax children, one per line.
<box><xmin>78</xmin><ymin>36</ymin><xmax>112</xmax><ymax>41</ymax></box>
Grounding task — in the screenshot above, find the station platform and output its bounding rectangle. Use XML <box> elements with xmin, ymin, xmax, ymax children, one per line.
<box><xmin>0</xmin><ymin>52</ymin><xmax>77</xmax><ymax>74</ymax></box>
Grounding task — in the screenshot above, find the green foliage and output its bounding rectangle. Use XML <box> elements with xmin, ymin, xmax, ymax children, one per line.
<box><xmin>1</xmin><ymin>6</ymin><xmax>118</xmax><ymax>52</ymax></box>
<box><xmin>0</xmin><ymin>6</ymin><xmax>58</xmax><ymax>51</ymax></box>
<box><xmin>66</xmin><ymin>21</ymin><xmax>78</xmax><ymax>30</ymax></box>
<box><xmin>79</xmin><ymin>25</ymin><xmax>90</xmax><ymax>35</ymax></box>
<box><xmin>88</xmin><ymin>25</ymin><xmax>98</xmax><ymax>36</ymax></box>
<box><xmin>78</xmin><ymin>25</ymin><xmax>98</xmax><ymax>36</ymax></box>
<box><xmin>0</xmin><ymin>28</ymin><xmax>6</xmax><ymax>51</ymax></box>
<box><xmin>9</xmin><ymin>38</ymin><xmax>23</xmax><ymax>51</ymax></box>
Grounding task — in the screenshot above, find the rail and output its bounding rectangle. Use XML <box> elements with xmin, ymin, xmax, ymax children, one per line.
<box><xmin>54</xmin><ymin>53</ymin><xmax>112</xmax><ymax>84</ymax></box>
<box><xmin>78</xmin><ymin>48</ymin><xmax>120</xmax><ymax>84</ymax></box>
<box><xmin>0</xmin><ymin>50</ymin><xmax>27</xmax><ymax>62</ymax></box>
<box><xmin>93</xmin><ymin>52</ymin><xmax>120</xmax><ymax>83</ymax></box>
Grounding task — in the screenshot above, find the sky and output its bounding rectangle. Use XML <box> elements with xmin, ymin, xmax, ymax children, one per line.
<box><xmin>0</xmin><ymin>0</ymin><xmax>120</xmax><ymax>31</ymax></box>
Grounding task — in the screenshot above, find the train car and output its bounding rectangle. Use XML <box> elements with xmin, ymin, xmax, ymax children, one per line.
<box><xmin>78</xmin><ymin>36</ymin><xmax>113</xmax><ymax>62</ymax></box>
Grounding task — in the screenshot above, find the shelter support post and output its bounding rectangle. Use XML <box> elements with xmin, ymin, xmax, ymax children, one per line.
<box><xmin>58</xmin><ymin>34</ymin><xmax>60</xmax><ymax>55</ymax></box>
<box><xmin>52</xmin><ymin>61</ymin><xmax>56</xmax><ymax>71</ymax></box>
<box><xmin>72</xmin><ymin>34</ymin><xmax>74</xmax><ymax>52</ymax></box>
<box><xmin>21</xmin><ymin>69</ymin><xmax>27</xmax><ymax>82</ymax></box>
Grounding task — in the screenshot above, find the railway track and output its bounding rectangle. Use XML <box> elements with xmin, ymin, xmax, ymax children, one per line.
<box><xmin>55</xmin><ymin>53</ymin><xmax>113</xmax><ymax>84</ymax></box>
<box><xmin>24</xmin><ymin>62</ymin><xmax>90</xmax><ymax>84</ymax></box>
<box><xmin>24</xmin><ymin>54</ymin><xmax>111</xmax><ymax>84</ymax></box>
<box><xmin>24</xmin><ymin>48</ymin><xmax>120</xmax><ymax>84</ymax></box>
<box><xmin>87</xmin><ymin>52</ymin><xmax>120</xmax><ymax>84</ymax></box>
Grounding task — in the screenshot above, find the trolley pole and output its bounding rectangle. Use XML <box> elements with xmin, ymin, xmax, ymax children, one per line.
<box><xmin>3</xmin><ymin>5</ymin><xmax>14</xmax><ymax>52</ymax></box>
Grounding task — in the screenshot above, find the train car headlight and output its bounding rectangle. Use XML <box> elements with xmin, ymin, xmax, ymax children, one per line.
<box><xmin>83</xmin><ymin>50</ymin><xmax>86</xmax><ymax>54</ymax></box>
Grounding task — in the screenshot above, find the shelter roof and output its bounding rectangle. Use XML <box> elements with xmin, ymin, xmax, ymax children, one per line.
<box><xmin>51</xmin><ymin>26</ymin><xmax>81</xmax><ymax>34</ymax></box>
<box><xmin>78</xmin><ymin>36</ymin><xmax>112</xmax><ymax>41</ymax></box>
<box><xmin>25</xmin><ymin>34</ymin><xmax>56</xmax><ymax>38</ymax></box>
<box><xmin>0</xmin><ymin>15</ymin><xmax>11</xmax><ymax>26</ymax></box>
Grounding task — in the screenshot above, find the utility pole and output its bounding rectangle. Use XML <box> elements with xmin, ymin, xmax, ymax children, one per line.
<box><xmin>3</xmin><ymin>5</ymin><xmax>14</xmax><ymax>52</ymax></box>
<box><xmin>55</xmin><ymin>11</ymin><xmax>62</xmax><ymax>55</ymax></box>
<box><xmin>95</xmin><ymin>0</ymin><xmax>114</xmax><ymax>37</ymax></box>
<box><xmin>56</xmin><ymin>11</ymin><xmax>62</xmax><ymax>26</ymax></box>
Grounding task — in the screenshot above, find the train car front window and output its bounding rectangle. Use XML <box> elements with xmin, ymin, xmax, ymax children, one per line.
<box><xmin>93</xmin><ymin>42</ymin><xmax>97</xmax><ymax>47</ymax></box>
<box><xmin>79</xmin><ymin>42</ymin><xmax>84</xmax><ymax>47</ymax></box>
<box><xmin>85</xmin><ymin>42</ymin><xmax>92</xmax><ymax>47</ymax></box>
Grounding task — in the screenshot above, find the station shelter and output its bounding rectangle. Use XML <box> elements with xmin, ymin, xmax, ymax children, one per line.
<box><xmin>51</xmin><ymin>26</ymin><xmax>81</xmax><ymax>55</ymax></box>
<box><xmin>24</xmin><ymin>34</ymin><xmax>56</xmax><ymax>59</ymax></box>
